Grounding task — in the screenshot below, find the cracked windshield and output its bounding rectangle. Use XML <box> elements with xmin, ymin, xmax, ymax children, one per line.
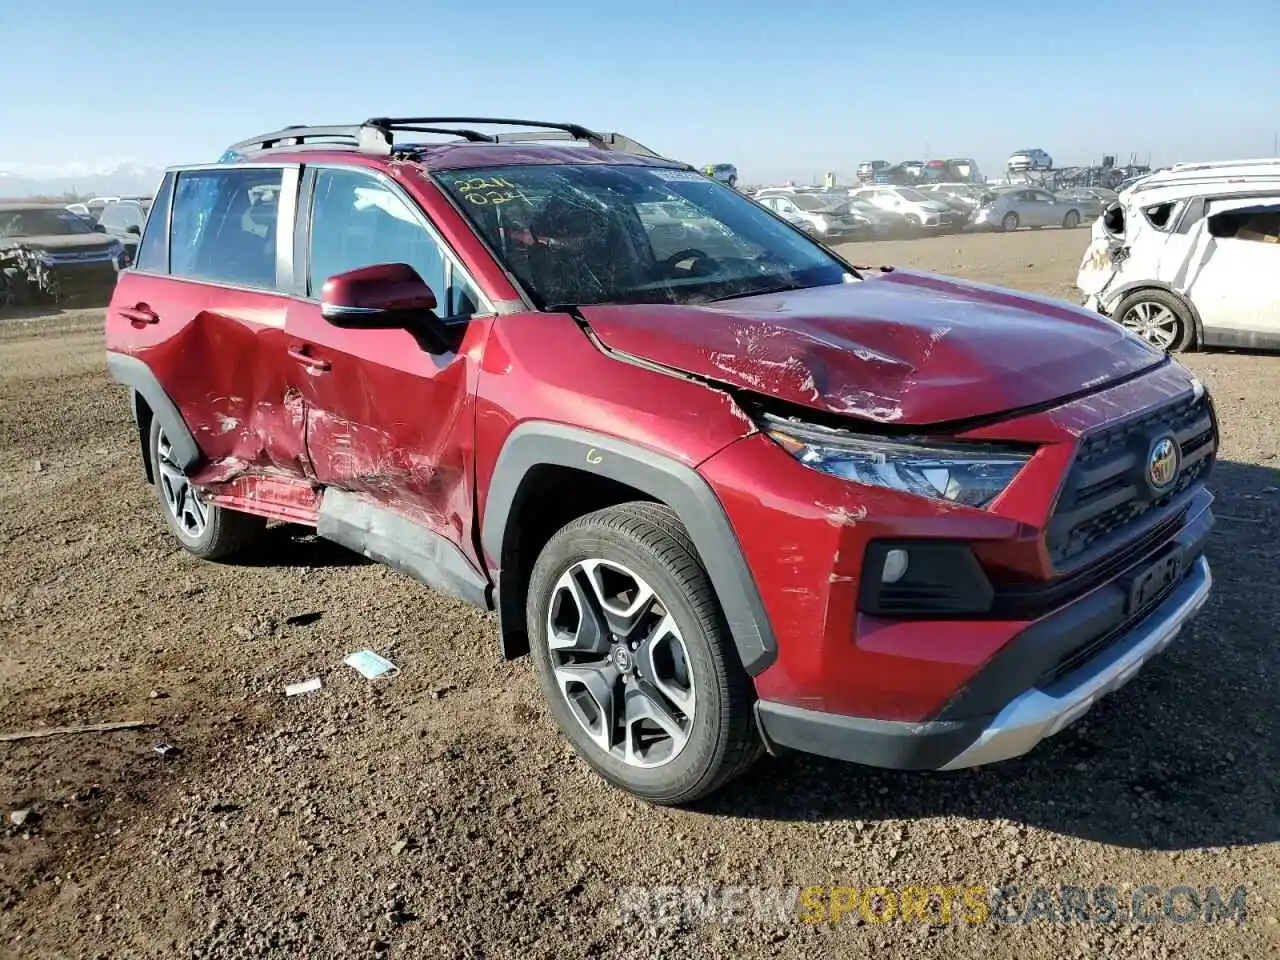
<box><xmin>2</xmin><ymin>0</ymin><xmax>1276</xmax><ymax>958</ymax></box>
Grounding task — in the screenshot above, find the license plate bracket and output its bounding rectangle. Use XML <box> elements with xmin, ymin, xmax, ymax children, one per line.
<box><xmin>1122</xmin><ymin>548</ymin><xmax>1184</xmax><ymax>617</ymax></box>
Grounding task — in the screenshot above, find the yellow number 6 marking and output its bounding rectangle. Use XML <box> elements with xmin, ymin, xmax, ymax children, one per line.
<box><xmin>586</xmin><ymin>448</ymin><xmax>603</xmax><ymax>465</ymax></box>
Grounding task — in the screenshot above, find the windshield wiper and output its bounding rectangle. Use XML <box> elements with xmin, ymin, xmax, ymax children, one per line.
<box><xmin>708</xmin><ymin>281</ymin><xmax>812</xmax><ymax>303</ymax></box>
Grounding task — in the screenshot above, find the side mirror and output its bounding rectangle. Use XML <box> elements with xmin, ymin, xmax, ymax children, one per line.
<box><xmin>320</xmin><ymin>262</ymin><xmax>438</xmax><ymax>328</ymax></box>
<box><xmin>92</xmin><ymin>223</ymin><xmax>106</xmax><ymax>233</ymax></box>
<box><xmin>126</xmin><ymin>225</ymin><xmax>141</xmax><ymax>236</ymax></box>
<box><xmin>320</xmin><ymin>262</ymin><xmax>453</xmax><ymax>352</ymax></box>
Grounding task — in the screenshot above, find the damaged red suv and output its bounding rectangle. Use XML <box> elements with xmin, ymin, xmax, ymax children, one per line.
<box><xmin>105</xmin><ymin>118</ymin><xmax>1216</xmax><ymax>804</ymax></box>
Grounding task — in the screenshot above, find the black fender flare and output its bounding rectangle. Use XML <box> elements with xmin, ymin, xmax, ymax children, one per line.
<box><xmin>106</xmin><ymin>351</ymin><xmax>202</xmax><ymax>472</ymax></box>
<box><xmin>481</xmin><ymin>422</ymin><xmax>778</xmax><ymax>676</ymax></box>
<box><xmin>1100</xmin><ymin>281</ymin><xmax>1205</xmax><ymax>345</ymax></box>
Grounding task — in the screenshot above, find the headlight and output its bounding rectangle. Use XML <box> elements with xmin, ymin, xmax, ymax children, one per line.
<box><xmin>763</xmin><ymin>416</ymin><xmax>1033</xmax><ymax>508</ymax></box>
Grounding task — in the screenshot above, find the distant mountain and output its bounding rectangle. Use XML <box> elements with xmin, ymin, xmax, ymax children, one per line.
<box><xmin>0</xmin><ymin>161</ymin><xmax>167</xmax><ymax>200</ymax></box>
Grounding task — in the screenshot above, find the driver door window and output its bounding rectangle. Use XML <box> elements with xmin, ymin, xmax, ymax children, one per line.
<box><xmin>308</xmin><ymin>168</ymin><xmax>479</xmax><ymax>317</ymax></box>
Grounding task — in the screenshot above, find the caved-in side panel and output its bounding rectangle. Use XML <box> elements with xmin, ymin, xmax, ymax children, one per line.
<box><xmin>103</xmin><ymin>274</ymin><xmax>311</xmax><ymax>478</ymax></box>
<box><xmin>284</xmin><ymin>301</ymin><xmax>481</xmax><ymax>559</ymax></box>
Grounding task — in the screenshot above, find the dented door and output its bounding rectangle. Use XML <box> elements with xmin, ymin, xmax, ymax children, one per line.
<box><xmin>284</xmin><ymin>304</ymin><xmax>476</xmax><ymax>547</ymax></box>
<box><xmin>107</xmin><ymin>164</ymin><xmax>311</xmax><ymax>482</ymax></box>
<box><xmin>285</xmin><ymin>165</ymin><xmax>479</xmax><ymax>550</ymax></box>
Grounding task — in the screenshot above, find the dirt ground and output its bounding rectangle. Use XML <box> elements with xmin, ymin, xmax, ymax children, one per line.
<box><xmin>1</xmin><ymin>228</ymin><xmax>1277</xmax><ymax>959</ymax></box>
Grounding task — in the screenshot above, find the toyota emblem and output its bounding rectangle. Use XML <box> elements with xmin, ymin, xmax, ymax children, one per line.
<box><xmin>1148</xmin><ymin>436</ymin><xmax>1179</xmax><ymax>491</ymax></box>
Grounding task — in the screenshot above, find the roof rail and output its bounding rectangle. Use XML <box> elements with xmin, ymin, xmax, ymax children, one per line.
<box><xmin>1169</xmin><ymin>157</ymin><xmax>1280</xmax><ymax>172</ymax></box>
<box><xmin>225</xmin><ymin>124</ymin><xmax>395</xmax><ymax>156</ymax></box>
<box><xmin>224</xmin><ymin>116</ymin><xmax>679</xmax><ymax>164</ymax></box>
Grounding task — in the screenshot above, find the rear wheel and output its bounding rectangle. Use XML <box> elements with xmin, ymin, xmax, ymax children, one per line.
<box><xmin>1114</xmin><ymin>289</ymin><xmax>1196</xmax><ymax>353</ymax></box>
<box><xmin>1062</xmin><ymin>209</ymin><xmax>1081</xmax><ymax>229</ymax></box>
<box><xmin>527</xmin><ymin>503</ymin><xmax>762</xmax><ymax>805</ymax></box>
<box><xmin>149</xmin><ymin>418</ymin><xmax>265</xmax><ymax>559</ymax></box>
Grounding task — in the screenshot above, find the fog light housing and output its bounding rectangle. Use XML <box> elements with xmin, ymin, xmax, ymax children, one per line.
<box><xmin>859</xmin><ymin>541</ymin><xmax>994</xmax><ymax>617</ymax></box>
<box><xmin>882</xmin><ymin>549</ymin><xmax>909</xmax><ymax>583</ymax></box>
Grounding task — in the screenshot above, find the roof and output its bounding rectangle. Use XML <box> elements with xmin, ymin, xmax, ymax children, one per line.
<box><xmin>0</xmin><ymin>202</ymin><xmax>66</xmax><ymax>212</ymax></box>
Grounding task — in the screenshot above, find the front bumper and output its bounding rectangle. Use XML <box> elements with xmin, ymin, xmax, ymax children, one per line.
<box><xmin>756</xmin><ymin>552</ymin><xmax>1212</xmax><ymax>770</ymax></box>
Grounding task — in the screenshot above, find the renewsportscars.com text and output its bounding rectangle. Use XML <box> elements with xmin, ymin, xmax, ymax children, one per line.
<box><xmin>616</xmin><ymin>883</ymin><xmax>1249</xmax><ymax>926</ymax></box>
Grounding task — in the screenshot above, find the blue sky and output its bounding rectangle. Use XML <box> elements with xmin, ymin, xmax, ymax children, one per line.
<box><xmin>5</xmin><ymin>0</ymin><xmax>1279</xmax><ymax>183</ymax></box>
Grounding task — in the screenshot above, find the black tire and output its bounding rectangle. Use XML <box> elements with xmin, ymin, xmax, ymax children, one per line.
<box><xmin>1001</xmin><ymin>212</ymin><xmax>1019</xmax><ymax>231</ymax></box>
<box><xmin>1112</xmin><ymin>288</ymin><xmax>1197</xmax><ymax>354</ymax></box>
<box><xmin>1062</xmin><ymin>209</ymin><xmax>1081</xmax><ymax>229</ymax></box>
<box><xmin>527</xmin><ymin>502</ymin><xmax>762</xmax><ymax>805</ymax></box>
<box><xmin>2</xmin><ymin>268</ymin><xmax>34</xmax><ymax>307</ymax></box>
<box><xmin>148</xmin><ymin>417</ymin><xmax>265</xmax><ymax>560</ymax></box>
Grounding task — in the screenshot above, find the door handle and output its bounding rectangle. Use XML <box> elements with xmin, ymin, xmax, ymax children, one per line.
<box><xmin>120</xmin><ymin>304</ymin><xmax>159</xmax><ymax>326</ymax></box>
<box><xmin>288</xmin><ymin>344</ymin><xmax>331</xmax><ymax>372</ymax></box>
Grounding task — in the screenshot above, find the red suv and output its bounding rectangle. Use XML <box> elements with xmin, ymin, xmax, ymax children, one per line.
<box><xmin>105</xmin><ymin>117</ymin><xmax>1217</xmax><ymax>804</ymax></box>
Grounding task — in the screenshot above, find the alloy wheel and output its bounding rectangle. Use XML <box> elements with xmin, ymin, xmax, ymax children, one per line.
<box><xmin>546</xmin><ymin>558</ymin><xmax>696</xmax><ymax>768</ymax></box>
<box><xmin>155</xmin><ymin>427</ymin><xmax>209</xmax><ymax>538</ymax></box>
<box><xmin>1120</xmin><ymin>301</ymin><xmax>1180</xmax><ymax>350</ymax></box>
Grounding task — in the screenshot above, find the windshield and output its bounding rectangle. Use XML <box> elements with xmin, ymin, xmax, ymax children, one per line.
<box><xmin>0</xmin><ymin>208</ymin><xmax>98</xmax><ymax>238</ymax></box>
<box><xmin>789</xmin><ymin>194</ymin><xmax>832</xmax><ymax>212</ymax></box>
<box><xmin>434</xmin><ymin>164</ymin><xmax>851</xmax><ymax>308</ymax></box>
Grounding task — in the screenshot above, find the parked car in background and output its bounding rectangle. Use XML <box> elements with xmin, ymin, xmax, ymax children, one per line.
<box><xmin>96</xmin><ymin>198</ymin><xmax>152</xmax><ymax>266</ymax></box>
<box><xmin>0</xmin><ymin>203</ymin><xmax>126</xmax><ymax>305</ymax></box>
<box><xmin>944</xmin><ymin>158</ymin><xmax>983</xmax><ymax>183</ymax></box>
<box><xmin>919</xmin><ymin>182</ymin><xmax>993</xmax><ymax>213</ymax></box>
<box><xmin>845</xmin><ymin>196</ymin><xmax>911</xmax><ymax>237</ymax></box>
<box><xmin>1054</xmin><ymin>188</ymin><xmax>1110</xmax><ymax>221</ymax></box>
<box><xmin>857</xmin><ymin>160</ymin><xmax>892</xmax><ymax>183</ymax></box>
<box><xmin>914</xmin><ymin>185</ymin><xmax>975</xmax><ymax>223</ymax></box>
<box><xmin>703</xmin><ymin>163</ymin><xmax>738</xmax><ymax>188</ymax></box>
<box><xmin>754</xmin><ymin>189</ymin><xmax>870</xmax><ymax>242</ymax></box>
<box><xmin>971</xmin><ymin>186</ymin><xmax>1085</xmax><ymax>231</ymax></box>
<box><xmin>849</xmin><ymin>185</ymin><xmax>961</xmax><ymax>231</ymax></box>
<box><xmin>1007</xmin><ymin>148</ymin><xmax>1053</xmax><ymax>173</ymax></box>
<box><xmin>1078</xmin><ymin>158</ymin><xmax>1280</xmax><ymax>352</ymax></box>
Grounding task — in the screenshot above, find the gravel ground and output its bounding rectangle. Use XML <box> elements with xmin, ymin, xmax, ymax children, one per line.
<box><xmin>1</xmin><ymin>228</ymin><xmax>1277</xmax><ymax>959</ymax></box>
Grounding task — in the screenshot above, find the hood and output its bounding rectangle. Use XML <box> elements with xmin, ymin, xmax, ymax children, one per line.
<box><xmin>578</xmin><ymin>269</ymin><xmax>1164</xmax><ymax>425</ymax></box>
<box><xmin>0</xmin><ymin>234</ymin><xmax>119</xmax><ymax>253</ymax></box>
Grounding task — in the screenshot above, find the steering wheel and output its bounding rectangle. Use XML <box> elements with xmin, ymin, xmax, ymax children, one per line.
<box><xmin>661</xmin><ymin>248</ymin><xmax>719</xmax><ymax>277</ymax></box>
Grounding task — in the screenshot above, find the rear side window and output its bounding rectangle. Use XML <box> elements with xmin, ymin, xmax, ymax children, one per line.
<box><xmin>169</xmin><ymin>167</ymin><xmax>283</xmax><ymax>290</ymax></box>
<box><xmin>134</xmin><ymin>174</ymin><xmax>173</xmax><ymax>274</ymax></box>
<box><xmin>1207</xmin><ymin>203</ymin><xmax>1280</xmax><ymax>243</ymax></box>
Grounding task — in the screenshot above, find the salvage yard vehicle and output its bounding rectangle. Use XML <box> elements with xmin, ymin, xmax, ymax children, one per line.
<box><xmin>972</xmin><ymin>186</ymin><xmax>1086</xmax><ymax>231</ymax></box>
<box><xmin>106</xmin><ymin>116</ymin><xmax>1217</xmax><ymax>805</ymax></box>
<box><xmin>1077</xmin><ymin>158</ymin><xmax>1280</xmax><ymax>352</ymax></box>
<box><xmin>752</xmin><ymin>189</ymin><xmax>871</xmax><ymax>242</ymax></box>
<box><xmin>1</xmin><ymin>203</ymin><xmax>127</xmax><ymax>306</ymax></box>
<box><xmin>849</xmin><ymin>185</ymin><xmax>962</xmax><ymax>231</ymax></box>
<box><xmin>95</xmin><ymin>198</ymin><xmax>152</xmax><ymax>267</ymax></box>
<box><xmin>1007</xmin><ymin>147</ymin><xmax>1053</xmax><ymax>173</ymax></box>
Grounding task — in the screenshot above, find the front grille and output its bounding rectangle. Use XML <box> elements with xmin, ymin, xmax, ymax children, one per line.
<box><xmin>1047</xmin><ymin>390</ymin><xmax>1216</xmax><ymax>568</ymax></box>
<box><xmin>1039</xmin><ymin>546</ymin><xmax>1199</xmax><ymax>686</ymax></box>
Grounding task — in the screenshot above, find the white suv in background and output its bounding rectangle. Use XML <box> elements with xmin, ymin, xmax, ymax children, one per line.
<box><xmin>1077</xmin><ymin>158</ymin><xmax>1280</xmax><ymax>352</ymax></box>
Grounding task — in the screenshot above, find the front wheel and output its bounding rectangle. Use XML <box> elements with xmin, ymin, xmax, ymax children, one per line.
<box><xmin>149</xmin><ymin>418</ymin><xmax>265</xmax><ymax>559</ymax></box>
<box><xmin>527</xmin><ymin>502</ymin><xmax>762</xmax><ymax>805</ymax></box>
<box><xmin>1001</xmin><ymin>212</ymin><xmax>1020</xmax><ymax>231</ymax></box>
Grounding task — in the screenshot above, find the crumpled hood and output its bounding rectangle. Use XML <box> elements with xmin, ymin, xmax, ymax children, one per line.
<box><xmin>578</xmin><ymin>268</ymin><xmax>1164</xmax><ymax>425</ymax></box>
<box><xmin>0</xmin><ymin>234</ymin><xmax>118</xmax><ymax>254</ymax></box>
